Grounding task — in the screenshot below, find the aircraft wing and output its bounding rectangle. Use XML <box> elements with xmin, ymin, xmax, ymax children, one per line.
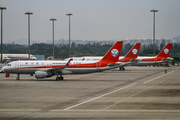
<box><xmin>161</xmin><ymin>57</ymin><xmax>174</xmax><ymax>62</ymax></box>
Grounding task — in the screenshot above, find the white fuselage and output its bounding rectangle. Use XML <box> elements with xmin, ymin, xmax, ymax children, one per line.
<box><xmin>0</xmin><ymin>54</ymin><xmax>37</xmax><ymax>60</ymax></box>
<box><xmin>64</xmin><ymin>56</ymin><xmax>172</xmax><ymax>66</ymax></box>
<box><xmin>2</xmin><ymin>60</ymin><xmax>118</xmax><ymax>75</ymax></box>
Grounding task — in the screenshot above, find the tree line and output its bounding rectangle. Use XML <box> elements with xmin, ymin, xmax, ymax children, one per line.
<box><xmin>1</xmin><ymin>42</ymin><xmax>180</xmax><ymax>63</ymax></box>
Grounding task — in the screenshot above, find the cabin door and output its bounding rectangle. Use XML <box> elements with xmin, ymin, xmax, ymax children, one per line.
<box><xmin>96</xmin><ymin>62</ymin><xmax>101</xmax><ymax>70</ymax></box>
<box><xmin>15</xmin><ymin>62</ymin><xmax>19</xmax><ymax>69</ymax></box>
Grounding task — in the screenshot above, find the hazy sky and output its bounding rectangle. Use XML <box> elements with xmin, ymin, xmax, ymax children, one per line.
<box><xmin>1</xmin><ymin>0</ymin><xmax>180</xmax><ymax>44</ymax></box>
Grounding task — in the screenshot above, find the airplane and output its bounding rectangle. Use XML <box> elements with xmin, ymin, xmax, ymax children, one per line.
<box><xmin>0</xmin><ymin>56</ymin><xmax>11</xmax><ymax>62</ymax></box>
<box><xmin>0</xmin><ymin>54</ymin><xmax>37</xmax><ymax>61</ymax></box>
<box><xmin>64</xmin><ymin>43</ymin><xmax>173</xmax><ymax>68</ymax></box>
<box><xmin>132</xmin><ymin>43</ymin><xmax>173</xmax><ymax>66</ymax></box>
<box><xmin>1</xmin><ymin>41</ymin><xmax>124</xmax><ymax>81</ymax></box>
<box><xmin>64</xmin><ymin>43</ymin><xmax>142</xmax><ymax>70</ymax></box>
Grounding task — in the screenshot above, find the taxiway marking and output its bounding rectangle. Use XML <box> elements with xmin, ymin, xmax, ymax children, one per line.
<box><xmin>0</xmin><ymin>109</ymin><xmax>41</xmax><ymax>112</ymax></box>
<box><xmin>143</xmin><ymin>70</ymin><xmax>175</xmax><ymax>84</ymax></box>
<box><xmin>64</xmin><ymin>83</ymin><xmax>137</xmax><ymax>110</ymax></box>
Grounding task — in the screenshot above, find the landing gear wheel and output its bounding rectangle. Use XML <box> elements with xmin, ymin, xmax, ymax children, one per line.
<box><xmin>60</xmin><ymin>76</ymin><xmax>64</xmax><ymax>80</ymax></box>
<box><xmin>56</xmin><ymin>77</ymin><xmax>60</xmax><ymax>81</ymax></box>
<box><xmin>119</xmin><ymin>66</ymin><xmax>125</xmax><ymax>71</ymax></box>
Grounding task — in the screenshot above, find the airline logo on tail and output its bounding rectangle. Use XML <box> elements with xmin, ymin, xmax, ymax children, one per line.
<box><xmin>132</xmin><ymin>49</ymin><xmax>138</xmax><ymax>55</ymax></box>
<box><xmin>156</xmin><ymin>43</ymin><xmax>172</xmax><ymax>58</ymax></box>
<box><xmin>111</xmin><ymin>49</ymin><xmax>119</xmax><ymax>57</ymax></box>
<box><xmin>164</xmin><ymin>48</ymin><xmax>169</xmax><ymax>54</ymax></box>
<box><xmin>101</xmin><ymin>41</ymin><xmax>123</xmax><ymax>62</ymax></box>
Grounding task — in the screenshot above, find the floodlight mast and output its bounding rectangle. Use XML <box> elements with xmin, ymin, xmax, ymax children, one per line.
<box><xmin>50</xmin><ymin>18</ymin><xmax>57</xmax><ymax>60</ymax></box>
<box><xmin>0</xmin><ymin>7</ymin><xmax>6</xmax><ymax>63</ymax></box>
<box><xmin>66</xmin><ymin>13</ymin><xmax>73</xmax><ymax>57</ymax></box>
<box><xmin>25</xmin><ymin>12</ymin><xmax>33</xmax><ymax>60</ymax></box>
<box><xmin>151</xmin><ymin>9</ymin><xmax>158</xmax><ymax>56</ymax></box>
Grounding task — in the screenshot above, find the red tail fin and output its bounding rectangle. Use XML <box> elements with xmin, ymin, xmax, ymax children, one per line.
<box><xmin>156</xmin><ymin>43</ymin><xmax>172</xmax><ymax>58</ymax></box>
<box><xmin>124</xmin><ymin>43</ymin><xmax>141</xmax><ymax>59</ymax></box>
<box><xmin>100</xmin><ymin>41</ymin><xmax>123</xmax><ymax>62</ymax></box>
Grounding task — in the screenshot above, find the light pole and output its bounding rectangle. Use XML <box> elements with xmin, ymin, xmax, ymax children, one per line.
<box><xmin>0</xmin><ymin>7</ymin><xmax>6</xmax><ymax>63</ymax></box>
<box><xmin>66</xmin><ymin>13</ymin><xmax>73</xmax><ymax>57</ymax></box>
<box><xmin>151</xmin><ymin>9</ymin><xmax>158</xmax><ymax>55</ymax></box>
<box><xmin>25</xmin><ymin>12</ymin><xmax>33</xmax><ymax>60</ymax></box>
<box><xmin>50</xmin><ymin>18</ymin><xmax>57</xmax><ymax>60</ymax></box>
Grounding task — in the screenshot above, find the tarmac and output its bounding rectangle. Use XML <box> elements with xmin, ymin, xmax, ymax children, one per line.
<box><xmin>0</xmin><ymin>66</ymin><xmax>180</xmax><ymax>120</ymax></box>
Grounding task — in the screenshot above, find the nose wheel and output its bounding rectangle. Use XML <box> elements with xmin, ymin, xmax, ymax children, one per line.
<box><xmin>16</xmin><ymin>74</ymin><xmax>20</xmax><ymax>80</ymax></box>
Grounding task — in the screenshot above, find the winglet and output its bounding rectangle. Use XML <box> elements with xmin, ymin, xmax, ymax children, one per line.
<box><xmin>65</xmin><ymin>59</ymin><xmax>73</xmax><ymax>67</ymax></box>
<box><xmin>156</xmin><ymin>43</ymin><xmax>172</xmax><ymax>58</ymax></box>
<box><xmin>100</xmin><ymin>41</ymin><xmax>123</xmax><ymax>62</ymax></box>
<box><xmin>124</xmin><ymin>43</ymin><xmax>141</xmax><ymax>59</ymax></box>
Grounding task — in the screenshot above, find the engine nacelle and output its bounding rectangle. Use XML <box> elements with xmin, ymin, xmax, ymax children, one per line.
<box><xmin>35</xmin><ymin>71</ymin><xmax>52</xmax><ymax>78</ymax></box>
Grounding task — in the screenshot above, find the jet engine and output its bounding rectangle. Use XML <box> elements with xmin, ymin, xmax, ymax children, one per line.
<box><xmin>35</xmin><ymin>71</ymin><xmax>53</xmax><ymax>78</ymax></box>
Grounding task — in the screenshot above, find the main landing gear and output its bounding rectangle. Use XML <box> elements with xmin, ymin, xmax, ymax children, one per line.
<box><xmin>56</xmin><ymin>75</ymin><xmax>64</xmax><ymax>81</ymax></box>
<box><xmin>16</xmin><ymin>74</ymin><xmax>20</xmax><ymax>80</ymax></box>
<box><xmin>119</xmin><ymin>66</ymin><xmax>125</xmax><ymax>71</ymax></box>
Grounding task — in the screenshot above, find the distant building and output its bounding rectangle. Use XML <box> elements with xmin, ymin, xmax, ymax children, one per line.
<box><xmin>173</xmin><ymin>36</ymin><xmax>180</xmax><ymax>44</ymax></box>
<box><xmin>121</xmin><ymin>38</ymin><xmax>172</xmax><ymax>47</ymax></box>
<box><xmin>45</xmin><ymin>38</ymin><xmax>175</xmax><ymax>48</ymax></box>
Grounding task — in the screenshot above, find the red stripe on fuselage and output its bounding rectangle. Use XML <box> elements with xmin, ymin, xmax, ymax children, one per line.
<box><xmin>8</xmin><ymin>57</ymin><xmax>30</xmax><ymax>59</ymax></box>
<box><xmin>15</xmin><ymin>61</ymin><xmax>113</xmax><ymax>70</ymax></box>
<box><xmin>141</xmin><ymin>57</ymin><xmax>167</xmax><ymax>62</ymax></box>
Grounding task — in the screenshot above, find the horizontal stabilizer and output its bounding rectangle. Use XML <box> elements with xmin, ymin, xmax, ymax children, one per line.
<box><xmin>108</xmin><ymin>62</ymin><xmax>125</xmax><ymax>67</ymax></box>
<box><xmin>161</xmin><ymin>57</ymin><xmax>174</xmax><ymax>62</ymax></box>
<box><xmin>129</xmin><ymin>59</ymin><xmax>142</xmax><ymax>63</ymax></box>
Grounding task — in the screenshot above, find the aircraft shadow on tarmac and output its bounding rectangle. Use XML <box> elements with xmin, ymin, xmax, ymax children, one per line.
<box><xmin>10</xmin><ymin>78</ymin><xmax>127</xmax><ymax>82</ymax></box>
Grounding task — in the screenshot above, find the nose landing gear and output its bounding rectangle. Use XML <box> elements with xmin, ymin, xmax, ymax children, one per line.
<box><xmin>16</xmin><ymin>74</ymin><xmax>20</xmax><ymax>80</ymax></box>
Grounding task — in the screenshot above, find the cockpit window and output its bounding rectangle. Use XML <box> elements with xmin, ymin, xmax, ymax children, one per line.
<box><xmin>7</xmin><ymin>64</ymin><xmax>11</xmax><ymax>66</ymax></box>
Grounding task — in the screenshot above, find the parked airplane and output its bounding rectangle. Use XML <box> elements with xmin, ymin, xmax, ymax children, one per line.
<box><xmin>0</xmin><ymin>56</ymin><xmax>11</xmax><ymax>62</ymax></box>
<box><xmin>2</xmin><ymin>41</ymin><xmax>124</xmax><ymax>81</ymax></box>
<box><xmin>0</xmin><ymin>54</ymin><xmax>37</xmax><ymax>61</ymax></box>
<box><xmin>132</xmin><ymin>43</ymin><xmax>173</xmax><ymax>66</ymax></box>
<box><xmin>65</xmin><ymin>43</ymin><xmax>173</xmax><ymax>68</ymax></box>
<box><xmin>64</xmin><ymin>43</ymin><xmax>142</xmax><ymax>70</ymax></box>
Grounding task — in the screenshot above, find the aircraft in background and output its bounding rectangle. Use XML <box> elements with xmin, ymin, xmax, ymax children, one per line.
<box><xmin>132</xmin><ymin>43</ymin><xmax>173</xmax><ymax>66</ymax></box>
<box><xmin>0</xmin><ymin>54</ymin><xmax>37</xmax><ymax>61</ymax></box>
<box><xmin>0</xmin><ymin>56</ymin><xmax>11</xmax><ymax>62</ymax></box>
<box><xmin>64</xmin><ymin>43</ymin><xmax>142</xmax><ymax>70</ymax></box>
<box><xmin>2</xmin><ymin>41</ymin><xmax>124</xmax><ymax>80</ymax></box>
<box><xmin>64</xmin><ymin>43</ymin><xmax>173</xmax><ymax>68</ymax></box>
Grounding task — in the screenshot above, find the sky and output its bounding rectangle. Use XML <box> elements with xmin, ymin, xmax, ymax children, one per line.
<box><xmin>1</xmin><ymin>0</ymin><xmax>180</xmax><ymax>44</ymax></box>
